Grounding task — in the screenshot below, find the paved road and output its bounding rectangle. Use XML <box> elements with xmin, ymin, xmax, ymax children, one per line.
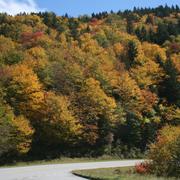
<box><xmin>0</xmin><ymin>160</ymin><xmax>143</xmax><ymax>180</ymax></box>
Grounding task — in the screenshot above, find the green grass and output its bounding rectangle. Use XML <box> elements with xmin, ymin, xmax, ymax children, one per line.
<box><xmin>73</xmin><ymin>167</ymin><xmax>176</xmax><ymax>180</ymax></box>
<box><xmin>0</xmin><ymin>155</ymin><xmax>122</xmax><ymax>168</ymax></box>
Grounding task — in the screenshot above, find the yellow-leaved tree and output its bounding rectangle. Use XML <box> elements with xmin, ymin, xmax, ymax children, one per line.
<box><xmin>37</xmin><ymin>92</ymin><xmax>82</xmax><ymax>145</ymax></box>
<box><xmin>74</xmin><ymin>78</ymin><xmax>117</xmax><ymax>145</ymax></box>
<box><xmin>3</xmin><ymin>64</ymin><xmax>44</xmax><ymax>116</ymax></box>
<box><xmin>0</xmin><ymin>102</ymin><xmax>34</xmax><ymax>157</ymax></box>
<box><xmin>12</xmin><ymin>115</ymin><xmax>34</xmax><ymax>154</ymax></box>
<box><xmin>114</xmin><ymin>71</ymin><xmax>145</xmax><ymax>116</ymax></box>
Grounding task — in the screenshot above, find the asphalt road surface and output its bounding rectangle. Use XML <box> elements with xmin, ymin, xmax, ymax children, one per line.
<box><xmin>0</xmin><ymin>160</ymin><xmax>143</xmax><ymax>180</ymax></box>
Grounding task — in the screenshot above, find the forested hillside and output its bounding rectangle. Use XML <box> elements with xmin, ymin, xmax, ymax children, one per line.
<box><xmin>0</xmin><ymin>5</ymin><xmax>179</xmax><ymax>163</ymax></box>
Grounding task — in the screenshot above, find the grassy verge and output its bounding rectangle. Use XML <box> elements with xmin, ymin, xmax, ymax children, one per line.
<box><xmin>73</xmin><ymin>167</ymin><xmax>176</xmax><ymax>180</ymax></box>
<box><xmin>0</xmin><ymin>156</ymin><xmax>122</xmax><ymax>168</ymax></box>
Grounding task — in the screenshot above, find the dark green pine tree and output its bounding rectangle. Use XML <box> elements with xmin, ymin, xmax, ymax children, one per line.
<box><xmin>127</xmin><ymin>40</ymin><xmax>138</xmax><ymax>68</ymax></box>
<box><xmin>126</xmin><ymin>19</ymin><xmax>134</xmax><ymax>34</ymax></box>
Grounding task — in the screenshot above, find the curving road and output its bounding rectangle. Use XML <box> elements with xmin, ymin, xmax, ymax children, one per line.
<box><xmin>0</xmin><ymin>160</ymin><xmax>143</xmax><ymax>180</ymax></box>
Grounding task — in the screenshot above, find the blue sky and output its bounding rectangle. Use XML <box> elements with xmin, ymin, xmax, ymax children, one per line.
<box><xmin>0</xmin><ymin>0</ymin><xmax>179</xmax><ymax>16</ymax></box>
<box><xmin>37</xmin><ymin>0</ymin><xmax>180</xmax><ymax>16</ymax></box>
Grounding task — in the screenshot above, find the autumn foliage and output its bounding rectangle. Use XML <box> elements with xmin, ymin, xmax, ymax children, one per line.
<box><xmin>135</xmin><ymin>162</ymin><xmax>150</xmax><ymax>174</ymax></box>
<box><xmin>148</xmin><ymin>126</ymin><xmax>180</xmax><ymax>177</ymax></box>
<box><xmin>0</xmin><ymin>5</ymin><xmax>179</xmax><ymax>164</ymax></box>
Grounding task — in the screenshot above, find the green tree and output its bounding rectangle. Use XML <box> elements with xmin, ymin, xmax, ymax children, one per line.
<box><xmin>127</xmin><ymin>40</ymin><xmax>138</xmax><ymax>68</ymax></box>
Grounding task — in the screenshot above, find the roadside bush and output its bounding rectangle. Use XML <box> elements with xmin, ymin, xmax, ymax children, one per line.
<box><xmin>135</xmin><ymin>162</ymin><xmax>150</xmax><ymax>174</ymax></box>
<box><xmin>112</xmin><ymin>142</ymin><xmax>143</xmax><ymax>159</ymax></box>
<box><xmin>148</xmin><ymin>125</ymin><xmax>180</xmax><ymax>177</ymax></box>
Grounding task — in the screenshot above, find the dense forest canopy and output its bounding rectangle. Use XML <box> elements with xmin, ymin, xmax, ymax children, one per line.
<box><xmin>0</xmin><ymin>5</ymin><xmax>179</xmax><ymax>162</ymax></box>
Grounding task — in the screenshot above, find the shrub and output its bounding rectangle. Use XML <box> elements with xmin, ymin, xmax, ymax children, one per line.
<box><xmin>135</xmin><ymin>162</ymin><xmax>150</xmax><ymax>174</ymax></box>
<box><xmin>112</xmin><ymin>145</ymin><xmax>143</xmax><ymax>159</ymax></box>
<box><xmin>148</xmin><ymin>125</ymin><xmax>180</xmax><ymax>177</ymax></box>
